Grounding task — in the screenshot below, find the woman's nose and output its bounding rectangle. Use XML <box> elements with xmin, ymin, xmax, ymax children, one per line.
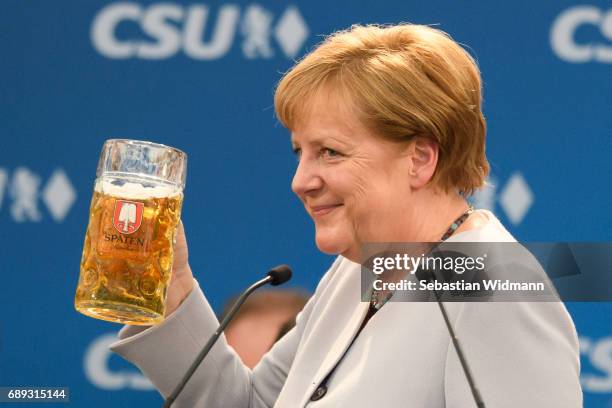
<box><xmin>291</xmin><ymin>158</ymin><xmax>323</xmax><ymax>197</ymax></box>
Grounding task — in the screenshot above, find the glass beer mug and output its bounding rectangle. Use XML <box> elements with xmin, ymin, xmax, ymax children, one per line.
<box><xmin>75</xmin><ymin>139</ymin><xmax>187</xmax><ymax>325</ymax></box>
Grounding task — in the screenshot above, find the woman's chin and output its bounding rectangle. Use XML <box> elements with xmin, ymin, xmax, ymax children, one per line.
<box><xmin>314</xmin><ymin>232</ymin><xmax>349</xmax><ymax>255</ymax></box>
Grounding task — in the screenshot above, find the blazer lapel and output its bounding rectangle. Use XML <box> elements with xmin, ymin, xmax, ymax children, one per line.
<box><xmin>299</xmin><ymin>299</ymin><xmax>370</xmax><ymax>406</ymax></box>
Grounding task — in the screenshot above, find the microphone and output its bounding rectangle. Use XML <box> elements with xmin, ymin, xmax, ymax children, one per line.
<box><xmin>416</xmin><ymin>265</ymin><xmax>486</xmax><ymax>408</ymax></box>
<box><xmin>162</xmin><ymin>264</ymin><xmax>293</xmax><ymax>408</ymax></box>
<box><xmin>268</xmin><ymin>264</ymin><xmax>292</xmax><ymax>286</ymax></box>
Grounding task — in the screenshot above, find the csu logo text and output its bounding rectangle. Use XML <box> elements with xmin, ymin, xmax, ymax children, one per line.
<box><xmin>580</xmin><ymin>336</ymin><xmax>612</xmax><ymax>392</ymax></box>
<box><xmin>92</xmin><ymin>2</ymin><xmax>310</xmax><ymax>60</ymax></box>
<box><xmin>551</xmin><ymin>6</ymin><xmax>612</xmax><ymax>63</ymax></box>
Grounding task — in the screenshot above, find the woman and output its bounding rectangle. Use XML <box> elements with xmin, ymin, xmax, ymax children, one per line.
<box><xmin>111</xmin><ymin>24</ymin><xmax>582</xmax><ymax>407</ymax></box>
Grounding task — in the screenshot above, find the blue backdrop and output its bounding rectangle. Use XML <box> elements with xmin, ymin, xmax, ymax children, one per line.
<box><xmin>1</xmin><ymin>1</ymin><xmax>611</xmax><ymax>406</ymax></box>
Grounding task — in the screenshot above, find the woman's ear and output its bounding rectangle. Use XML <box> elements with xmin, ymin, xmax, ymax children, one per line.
<box><xmin>408</xmin><ymin>137</ymin><xmax>438</xmax><ymax>189</ymax></box>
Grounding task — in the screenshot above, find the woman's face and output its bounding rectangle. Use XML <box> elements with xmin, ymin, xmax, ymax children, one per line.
<box><xmin>291</xmin><ymin>91</ymin><xmax>414</xmax><ymax>261</ymax></box>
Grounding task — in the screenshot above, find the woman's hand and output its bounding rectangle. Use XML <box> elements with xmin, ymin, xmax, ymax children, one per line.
<box><xmin>164</xmin><ymin>220</ymin><xmax>194</xmax><ymax>317</ymax></box>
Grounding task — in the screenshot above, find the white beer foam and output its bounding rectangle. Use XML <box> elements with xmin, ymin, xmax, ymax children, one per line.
<box><xmin>95</xmin><ymin>178</ymin><xmax>181</xmax><ymax>199</ymax></box>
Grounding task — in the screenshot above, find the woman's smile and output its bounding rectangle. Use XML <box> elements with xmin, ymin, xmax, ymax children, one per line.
<box><xmin>309</xmin><ymin>203</ymin><xmax>344</xmax><ymax>217</ymax></box>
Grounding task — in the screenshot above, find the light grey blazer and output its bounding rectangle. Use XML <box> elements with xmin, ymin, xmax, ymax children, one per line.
<box><xmin>111</xmin><ymin>212</ymin><xmax>582</xmax><ymax>407</ymax></box>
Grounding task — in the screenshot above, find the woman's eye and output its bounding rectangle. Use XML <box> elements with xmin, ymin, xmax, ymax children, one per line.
<box><xmin>322</xmin><ymin>148</ymin><xmax>341</xmax><ymax>158</ymax></box>
<box><xmin>292</xmin><ymin>147</ymin><xmax>302</xmax><ymax>160</ymax></box>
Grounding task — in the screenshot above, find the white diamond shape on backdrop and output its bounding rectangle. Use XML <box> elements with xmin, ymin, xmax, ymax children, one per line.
<box><xmin>499</xmin><ymin>172</ymin><xmax>533</xmax><ymax>225</ymax></box>
<box><xmin>0</xmin><ymin>168</ymin><xmax>7</xmax><ymax>210</ymax></box>
<box><xmin>42</xmin><ymin>169</ymin><xmax>76</xmax><ymax>222</ymax></box>
<box><xmin>470</xmin><ymin>177</ymin><xmax>498</xmax><ymax>211</ymax></box>
<box><xmin>274</xmin><ymin>6</ymin><xmax>309</xmax><ymax>58</ymax></box>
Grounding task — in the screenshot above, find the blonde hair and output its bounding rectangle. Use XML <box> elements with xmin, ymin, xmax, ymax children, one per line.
<box><xmin>274</xmin><ymin>24</ymin><xmax>489</xmax><ymax>195</ymax></box>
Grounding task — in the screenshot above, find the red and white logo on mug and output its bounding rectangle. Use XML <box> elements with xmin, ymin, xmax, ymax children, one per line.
<box><xmin>113</xmin><ymin>200</ymin><xmax>144</xmax><ymax>234</ymax></box>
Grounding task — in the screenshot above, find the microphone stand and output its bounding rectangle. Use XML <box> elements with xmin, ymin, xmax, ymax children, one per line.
<box><xmin>431</xmin><ymin>286</ymin><xmax>486</xmax><ymax>408</ymax></box>
<box><xmin>162</xmin><ymin>275</ymin><xmax>273</xmax><ymax>408</ymax></box>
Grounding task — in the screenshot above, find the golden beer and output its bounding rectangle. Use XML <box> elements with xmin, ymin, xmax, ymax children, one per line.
<box><xmin>75</xmin><ymin>180</ymin><xmax>182</xmax><ymax>324</ymax></box>
<box><xmin>75</xmin><ymin>139</ymin><xmax>187</xmax><ymax>325</ymax></box>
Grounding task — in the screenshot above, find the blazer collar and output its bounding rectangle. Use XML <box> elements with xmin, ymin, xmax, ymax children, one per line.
<box><xmin>300</xmin><ymin>298</ymin><xmax>370</xmax><ymax>406</ymax></box>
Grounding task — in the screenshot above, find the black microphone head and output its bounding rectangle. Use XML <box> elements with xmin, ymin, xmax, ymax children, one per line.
<box><xmin>268</xmin><ymin>265</ymin><xmax>292</xmax><ymax>286</ymax></box>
